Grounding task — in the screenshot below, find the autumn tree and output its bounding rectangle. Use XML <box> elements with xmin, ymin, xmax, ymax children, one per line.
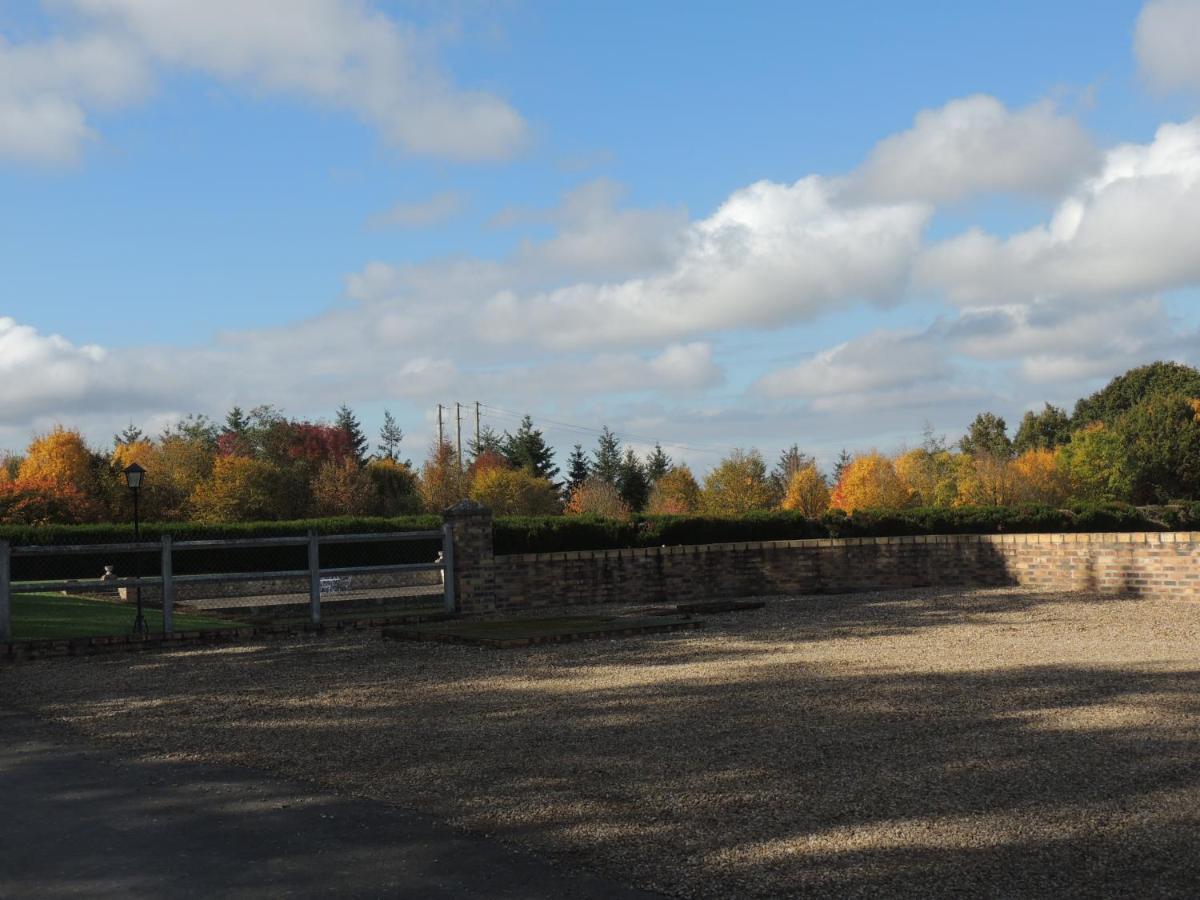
<box><xmin>19</xmin><ymin>427</ymin><xmax>98</xmax><ymax>498</ymax></box>
<box><xmin>701</xmin><ymin>449</ymin><xmax>773</xmax><ymax>515</ymax></box>
<box><xmin>190</xmin><ymin>456</ymin><xmax>291</xmax><ymax>522</ymax></box>
<box><xmin>469</xmin><ymin>467</ymin><xmax>561</xmax><ymax>516</ymax></box>
<box><xmin>0</xmin><ymin>477</ymin><xmax>99</xmax><ymax>525</ymax></box>
<box><xmin>419</xmin><ymin>441</ymin><xmax>468</xmax><ymax>512</ymax></box>
<box><xmin>1009</xmin><ymin>449</ymin><xmax>1070</xmax><ymax>506</ymax></box>
<box><xmin>770</xmin><ymin>445</ymin><xmax>817</xmax><ymax>505</ymax></box>
<box><xmin>894</xmin><ymin>448</ymin><xmax>959</xmax><ymax>507</ymax></box>
<box><xmin>781</xmin><ymin>464</ymin><xmax>830</xmax><ymax>516</ymax></box>
<box><xmin>564</xmin><ymin>477</ymin><xmax>631</xmax><ymax>519</ymax></box>
<box><xmin>645</xmin><ymin>465</ymin><xmax>701</xmax><ymax>515</ymax></box>
<box><xmin>955</xmin><ymin>453</ymin><xmax>1019</xmax><ymax>506</ymax></box>
<box><xmin>311</xmin><ymin>458</ymin><xmax>377</xmax><ymax>516</ymax></box>
<box><xmin>831</xmin><ymin>452</ymin><xmax>912</xmax><ymax>512</ymax></box>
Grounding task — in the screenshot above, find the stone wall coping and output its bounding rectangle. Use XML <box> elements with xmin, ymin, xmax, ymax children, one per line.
<box><xmin>495</xmin><ymin>531</ymin><xmax>1200</xmax><ymax>564</ymax></box>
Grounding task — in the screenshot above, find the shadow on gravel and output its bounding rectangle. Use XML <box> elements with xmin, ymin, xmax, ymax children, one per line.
<box><xmin>7</xmin><ymin>590</ymin><xmax>1199</xmax><ymax>898</ymax></box>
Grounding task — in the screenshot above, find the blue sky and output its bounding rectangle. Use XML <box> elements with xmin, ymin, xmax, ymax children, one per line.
<box><xmin>2</xmin><ymin>0</ymin><xmax>1200</xmax><ymax>471</ymax></box>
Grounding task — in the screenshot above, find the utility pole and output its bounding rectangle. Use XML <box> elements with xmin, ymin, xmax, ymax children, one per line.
<box><xmin>475</xmin><ymin>401</ymin><xmax>481</xmax><ymax>455</ymax></box>
<box><xmin>437</xmin><ymin>404</ymin><xmax>444</xmax><ymax>448</ymax></box>
<box><xmin>455</xmin><ymin>402</ymin><xmax>463</xmax><ymax>471</ymax></box>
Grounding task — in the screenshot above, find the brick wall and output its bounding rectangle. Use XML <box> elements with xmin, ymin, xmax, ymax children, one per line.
<box><xmin>469</xmin><ymin>532</ymin><xmax>1200</xmax><ymax>613</ymax></box>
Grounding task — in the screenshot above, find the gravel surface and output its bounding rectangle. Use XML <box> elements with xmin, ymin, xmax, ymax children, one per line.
<box><xmin>5</xmin><ymin>587</ymin><xmax>1200</xmax><ymax>898</ymax></box>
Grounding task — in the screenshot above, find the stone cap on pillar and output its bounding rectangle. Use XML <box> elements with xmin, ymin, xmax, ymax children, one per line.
<box><xmin>444</xmin><ymin>499</ymin><xmax>492</xmax><ymax>519</ymax></box>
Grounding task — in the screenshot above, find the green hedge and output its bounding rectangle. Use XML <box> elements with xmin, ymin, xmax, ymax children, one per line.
<box><xmin>493</xmin><ymin>503</ymin><xmax>1174</xmax><ymax>554</ymax></box>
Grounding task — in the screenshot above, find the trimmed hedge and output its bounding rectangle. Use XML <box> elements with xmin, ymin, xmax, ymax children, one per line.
<box><xmin>492</xmin><ymin>503</ymin><xmax>1178</xmax><ymax>555</ymax></box>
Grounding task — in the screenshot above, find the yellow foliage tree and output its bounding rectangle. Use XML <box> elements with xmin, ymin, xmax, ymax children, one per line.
<box><xmin>780</xmin><ymin>464</ymin><xmax>830</xmax><ymax>516</ymax></box>
<box><xmin>701</xmin><ymin>449</ymin><xmax>774</xmax><ymax>515</ymax></box>
<box><xmin>894</xmin><ymin>449</ymin><xmax>959</xmax><ymax>507</ymax></box>
<box><xmin>1009</xmin><ymin>448</ymin><xmax>1070</xmax><ymax>506</ymax></box>
<box><xmin>469</xmin><ymin>467</ymin><xmax>561</xmax><ymax>516</ymax></box>
<box><xmin>645</xmin><ymin>465</ymin><xmax>702</xmax><ymax>515</ymax></box>
<box><xmin>19</xmin><ymin>427</ymin><xmax>96</xmax><ymax>495</ymax></box>
<box><xmin>190</xmin><ymin>456</ymin><xmax>289</xmax><ymax>522</ymax></box>
<box><xmin>954</xmin><ymin>453</ymin><xmax>1018</xmax><ymax>506</ymax></box>
<box><xmin>418</xmin><ymin>441</ymin><xmax>468</xmax><ymax>513</ymax></box>
<box><xmin>366</xmin><ymin>458</ymin><xmax>422</xmax><ymax>515</ymax></box>
<box><xmin>831</xmin><ymin>452</ymin><xmax>912</xmax><ymax>512</ymax></box>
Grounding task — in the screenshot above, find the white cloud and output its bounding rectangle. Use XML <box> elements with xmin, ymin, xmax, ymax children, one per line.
<box><xmin>755</xmin><ymin>330</ymin><xmax>951</xmax><ymax>408</ymax></box>
<box><xmin>849</xmin><ymin>95</ymin><xmax>1095</xmax><ymax>203</ymax></box>
<box><xmin>366</xmin><ymin>191</ymin><xmax>467</xmax><ymax>229</ymax></box>
<box><xmin>918</xmin><ymin>118</ymin><xmax>1200</xmax><ymax>306</ymax></box>
<box><xmin>1136</xmin><ymin>0</ymin><xmax>1200</xmax><ymax>92</ymax></box>
<box><xmin>1</xmin><ymin>0</ymin><xmax>527</xmax><ymax>165</ymax></box>
<box><xmin>0</xmin><ymin>32</ymin><xmax>148</xmax><ymax>164</ymax></box>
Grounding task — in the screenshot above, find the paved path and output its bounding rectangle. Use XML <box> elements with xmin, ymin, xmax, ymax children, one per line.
<box><xmin>0</xmin><ymin>708</ymin><xmax>657</xmax><ymax>899</ymax></box>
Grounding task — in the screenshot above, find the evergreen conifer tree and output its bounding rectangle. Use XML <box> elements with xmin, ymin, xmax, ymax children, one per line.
<box><xmin>468</xmin><ymin>426</ymin><xmax>505</xmax><ymax>460</ymax></box>
<box><xmin>646</xmin><ymin>442</ymin><xmax>671</xmax><ymax>482</ymax></box>
<box><xmin>502</xmin><ymin>415</ymin><xmax>559</xmax><ymax>482</ymax></box>
<box><xmin>566</xmin><ymin>443</ymin><xmax>591</xmax><ymax>492</ymax></box>
<box><xmin>335</xmin><ymin>404</ymin><xmax>369</xmax><ymax>464</ymax></box>
<box><xmin>592</xmin><ymin>426</ymin><xmax>622</xmax><ymax>485</ymax></box>
<box><xmin>616</xmin><ymin>447</ymin><xmax>650</xmax><ymax>512</ymax></box>
<box><xmin>224</xmin><ymin>406</ymin><xmax>250</xmax><ymax>436</ymax></box>
<box><xmin>114</xmin><ymin>422</ymin><xmax>144</xmax><ymax>447</ymax></box>
<box><xmin>378</xmin><ymin>408</ymin><xmax>406</xmax><ymax>462</ymax></box>
<box><xmin>832</xmin><ymin>448</ymin><xmax>852</xmax><ymax>484</ymax></box>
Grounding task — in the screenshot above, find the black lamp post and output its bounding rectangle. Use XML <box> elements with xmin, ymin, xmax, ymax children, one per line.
<box><xmin>123</xmin><ymin>462</ymin><xmax>147</xmax><ymax>634</ymax></box>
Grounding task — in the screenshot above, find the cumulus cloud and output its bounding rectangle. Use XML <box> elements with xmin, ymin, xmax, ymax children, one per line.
<box><xmin>918</xmin><ymin>118</ymin><xmax>1200</xmax><ymax>306</ymax></box>
<box><xmin>848</xmin><ymin>95</ymin><xmax>1095</xmax><ymax>203</ymax></box>
<box><xmin>366</xmin><ymin>191</ymin><xmax>467</xmax><ymax>229</ymax></box>
<box><xmin>754</xmin><ymin>330</ymin><xmax>952</xmax><ymax>410</ymax></box>
<box><xmin>1</xmin><ymin>0</ymin><xmax>527</xmax><ymax>165</ymax></box>
<box><xmin>1136</xmin><ymin>0</ymin><xmax>1200</xmax><ymax>92</ymax></box>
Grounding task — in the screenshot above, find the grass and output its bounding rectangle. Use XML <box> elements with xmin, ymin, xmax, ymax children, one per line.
<box><xmin>11</xmin><ymin>593</ymin><xmax>241</xmax><ymax>641</ymax></box>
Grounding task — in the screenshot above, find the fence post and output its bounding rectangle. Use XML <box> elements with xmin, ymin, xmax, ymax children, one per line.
<box><xmin>441</xmin><ymin>522</ymin><xmax>456</xmax><ymax>613</ymax></box>
<box><xmin>308</xmin><ymin>530</ymin><xmax>321</xmax><ymax>625</ymax></box>
<box><xmin>443</xmin><ymin>500</ymin><xmax>494</xmax><ymax>615</ymax></box>
<box><xmin>0</xmin><ymin>540</ymin><xmax>10</xmax><ymax>642</ymax></box>
<box><xmin>160</xmin><ymin>535</ymin><xmax>174</xmax><ymax>635</ymax></box>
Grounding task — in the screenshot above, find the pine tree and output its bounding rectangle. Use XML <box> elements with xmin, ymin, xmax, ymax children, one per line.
<box><xmin>616</xmin><ymin>447</ymin><xmax>650</xmax><ymax>512</ymax></box>
<box><xmin>378</xmin><ymin>408</ymin><xmax>405</xmax><ymax>462</ymax></box>
<box><xmin>224</xmin><ymin>406</ymin><xmax>250</xmax><ymax>436</ymax></box>
<box><xmin>566</xmin><ymin>443</ymin><xmax>591</xmax><ymax>492</ymax></box>
<box><xmin>335</xmin><ymin>404</ymin><xmax>369</xmax><ymax>464</ymax></box>
<box><xmin>114</xmin><ymin>422</ymin><xmax>144</xmax><ymax>447</ymax></box>
<box><xmin>502</xmin><ymin>415</ymin><xmax>559</xmax><ymax>482</ymax></box>
<box><xmin>646</xmin><ymin>442</ymin><xmax>671</xmax><ymax>482</ymax></box>
<box><xmin>832</xmin><ymin>448</ymin><xmax>852</xmax><ymax>484</ymax></box>
<box><xmin>592</xmin><ymin>426</ymin><xmax>622</xmax><ymax>485</ymax></box>
<box><xmin>468</xmin><ymin>426</ymin><xmax>505</xmax><ymax>461</ymax></box>
<box><xmin>770</xmin><ymin>444</ymin><xmax>816</xmax><ymax>502</ymax></box>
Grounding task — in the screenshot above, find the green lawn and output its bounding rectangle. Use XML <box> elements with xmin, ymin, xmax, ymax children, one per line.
<box><xmin>11</xmin><ymin>593</ymin><xmax>241</xmax><ymax>641</ymax></box>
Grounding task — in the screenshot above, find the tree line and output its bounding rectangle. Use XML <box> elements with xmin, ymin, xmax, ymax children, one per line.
<box><xmin>1</xmin><ymin>361</ymin><xmax>1198</xmax><ymax>525</ymax></box>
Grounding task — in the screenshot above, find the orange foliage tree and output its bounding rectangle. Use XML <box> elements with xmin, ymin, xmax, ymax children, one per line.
<box><xmin>831</xmin><ymin>452</ymin><xmax>912</xmax><ymax>511</ymax></box>
<box><xmin>189</xmin><ymin>456</ymin><xmax>290</xmax><ymax>522</ymax></box>
<box><xmin>19</xmin><ymin>427</ymin><xmax>97</xmax><ymax>496</ymax></box>
<box><xmin>645</xmin><ymin>465</ymin><xmax>701</xmax><ymax>515</ymax></box>
<box><xmin>311</xmin><ymin>458</ymin><xmax>378</xmax><ymax>517</ymax></box>
<box><xmin>366</xmin><ymin>458</ymin><xmax>422</xmax><ymax>515</ymax></box>
<box><xmin>565</xmin><ymin>477</ymin><xmax>632</xmax><ymax>519</ymax></box>
<box><xmin>781</xmin><ymin>464</ymin><xmax>830</xmax><ymax>516</ymax></box>
<box><xmin>418</xmin><ymin>441</ymin><xmax>467</xmax><ymax>513</ymax></box>
<box><xmin>1009</xmin><ymin>449</ymin><xmax>1070</xmax><ymax>505</ymax></box>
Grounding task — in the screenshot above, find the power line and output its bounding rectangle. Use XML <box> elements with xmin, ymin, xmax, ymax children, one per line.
<box><xmin>472</xmin><ymin>402</ymin><xmax>731</xmax><ymax>457</ymax></box>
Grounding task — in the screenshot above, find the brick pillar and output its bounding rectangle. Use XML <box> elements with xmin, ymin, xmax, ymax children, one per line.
<box><xmin>444</xmin><ymin>499</ymin><xmax>495</xmax><ymax>615</ymax></box>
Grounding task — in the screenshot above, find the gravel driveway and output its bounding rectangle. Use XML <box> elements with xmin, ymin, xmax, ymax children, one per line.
<box><xmin>5</xmin><ymin>587</ymin><xmax>1200</xmax><ymax>898</ymax></box>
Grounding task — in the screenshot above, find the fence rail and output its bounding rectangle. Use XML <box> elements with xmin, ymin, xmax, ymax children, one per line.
<box><xmin>0</xmin><ymin>527</ymin><xmax>453</xmax><ymax>641</ymax></box>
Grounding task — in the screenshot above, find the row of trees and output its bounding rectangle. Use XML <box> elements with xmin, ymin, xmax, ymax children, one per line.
<box><xmin>1</xmin><ymin>362</ymin><xmax>1197</xmax><ymax>525</ymax></box>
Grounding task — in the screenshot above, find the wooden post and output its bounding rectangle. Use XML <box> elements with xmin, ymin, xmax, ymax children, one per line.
<box><xmin>0</xmin><ymin>540</ymin><xmax>10</xmax><ymax>642</ymax></box>
<box><xmin>308</xmin><ymin>530</ymin><xmax>321</xmax><ymax>625</ymax></box>
<box><xmin>160</xmin><ymin>535</ymin><xmax>174</xmax><ymax>635</ymax></box>
<box><xmin>441</xmin><ymin>522</ymin><xmax>456</xmax><ymax>613</ymax></box>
